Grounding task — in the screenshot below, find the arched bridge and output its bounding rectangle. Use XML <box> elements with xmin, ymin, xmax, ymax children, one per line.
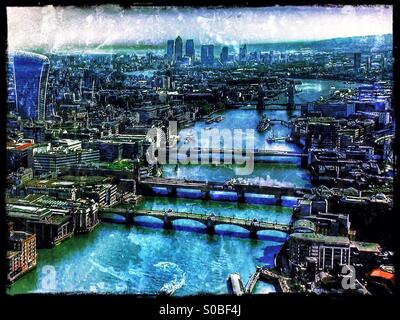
<box><xmin>139</xmin><ymin>177</ymin><xmax>311</xmax><ymax>205</ymax></box>
<box><xmin>100</xmin><ymin>208</ymin><xmax>290</xmax><ymax>238</ymax></box>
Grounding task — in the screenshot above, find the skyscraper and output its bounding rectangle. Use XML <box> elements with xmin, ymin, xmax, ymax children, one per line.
<box><xmin>239</xmin><ymin>44</ymin><xmax>247</xmax><ymax>63</ymax></box>
<box><xmin>366</xmin><ymin>56</ymin><xmax>371</xmax><ymax>73</ymax></box>
<box><xmin>6</xmin><ymin>54</ymin><xmax>17</xmax><ymax>113</ymax></box>
<box><xmin>12</xmin><ymin>51</ymin><xmax>50</xmax><ymax>121</ymax></box>
<box><xmin>174</xmin><ymin>36</ymin><xmax>183</xmax><ymax>61</ymax></box>
<box><xmin>220</xmin><ymin>46</ymin><xmax>229</xmax><ymax>64</ymax></box>
<box><xmin>201</xmin><ymin>45</ymin><xmax>214</xmax><ymax>65</ymax></box>
<box><xmin>380</xmin><ymin>54</ymin><xmax>386</xmax><ymax>71</ymax></box>
<box><xmin>167</xmin><ymin>40</ymin><xmax>174</xmax><ymax>59</ymax></box>
<box><xmin>208</xmin><ymin>45</ymin><xmax>214</xmax><ymax>65</ymax></box>
<box><xmin>185</xmin><ymin>39</ymin><xmax>195</xmax><ymax>59</ymax></box>
<box><xmin>354</xmin><ymin>52</ymin><xmax>361</xmax><ymax>71</ymax></box>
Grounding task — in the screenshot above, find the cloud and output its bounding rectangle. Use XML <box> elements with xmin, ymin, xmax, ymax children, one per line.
<box><xmin>7</xmin><ymin>5</ymin><xmax>393</xmax><ymax>51</ymax></box>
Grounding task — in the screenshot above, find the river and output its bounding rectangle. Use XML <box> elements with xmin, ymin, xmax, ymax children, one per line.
<box><xmin>8</xmin><ymin>79</ymin><xmax>361</xmax><ymax>295</ymax></box>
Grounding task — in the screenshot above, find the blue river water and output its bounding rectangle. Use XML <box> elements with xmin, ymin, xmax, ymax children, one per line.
<box><xmin>8</xmin><ymin>79</ymin><xmax>360</xmax><ymax>295</ymax></box>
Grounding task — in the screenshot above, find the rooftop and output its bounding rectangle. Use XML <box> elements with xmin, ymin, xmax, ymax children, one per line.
<box><xmin>290</xmin><ymin>232</ymin><xmax>350</xmax><ymax>246</ymax></box>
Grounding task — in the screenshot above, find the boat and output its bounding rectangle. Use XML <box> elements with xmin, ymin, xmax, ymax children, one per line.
<box><xmin>205</xmin><ymin>115</ymin><xmax>224</xmax><ymax>124</ymax></box>
<box><xmin>205</xmin><ymin>126</ymin><xmax>211</xmax><ymax>130</ymax></box>
<box><xmin>227</xmin><ymin>273</ymin><xmax>245</xmax><ymax>296</ymax></box>
<box><xmin>257</xmin><ymin>115</ymin><xmax>270</xmax><ymax>132</ymax></box>
<box><xmin>159</xmin><ymin>287</ymin><xmax>176</xmax><ymax>296</ymax></box>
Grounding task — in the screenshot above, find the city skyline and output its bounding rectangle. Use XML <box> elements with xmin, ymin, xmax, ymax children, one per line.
<box><xmin>7</xmin><ymin>5</ymin><xmax>392</xmax><ymax>51</ymax></box>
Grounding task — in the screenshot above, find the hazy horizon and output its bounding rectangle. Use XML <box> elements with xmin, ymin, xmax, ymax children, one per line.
<box><xmin>7</xmin><ymin>5</ymin><xmax>392</xmax><ymax>52</ymax></box>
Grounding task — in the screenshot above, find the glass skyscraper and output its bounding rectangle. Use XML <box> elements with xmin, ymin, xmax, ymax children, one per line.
<box><xmin>11</xmin><ymin>51</ymin><xmax>50</xmax><ymax>120</ymax></box>
<box><xmin>185</xmin><ymin>39</ymin><xmax>195</xmax><ymax>59</ymax></box>
<box><xmin>166</xmin><ymin>40</ymin><xmax>174</xmax><ymax>59</ymax></box>
<box><xmin>174</xmin><ymin>36</ymin><xmax>183</xmax><ymax>61</ymax></box>
<box><xmin>201</xmin><ymin>45</ymin><xmax>214</xmax><ymax>65</ymax></box>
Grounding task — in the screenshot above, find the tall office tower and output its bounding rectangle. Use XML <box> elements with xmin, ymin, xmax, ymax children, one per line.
<box><xmin>6</xmin><ymin>54</ymin><xmax>17</xmax><ymax>113</ymax></box>
<box><xmin>185</xmin><ymin>39</ymin><xmax>195</xmax><ymax>59</ymax></box>
<box><xmin>201</xmin><ymin>45</ymin><xmax>208</xmax><ymax>65</ymax></box>
<box><xmin>201</xmin><ymin>45</ymin><xmax>214</xmax><ymax>65</ymax></box>
<box><xmin>167</xmin><ymin>40</ymin><xmax>174</xmax><ymax>59</ymax></box>
<box><xmin>366</xmin><ymin>56</ymin><xmax>371</xmax><ymax>73</ymax></box>
<box><xmin>174</xmin><ymin>36</ymin><xmax>183</xmax><ymax>61</ymax></box>
<box><xmin>239</xmin><ymin>44</ymin><xmax>247</xmax><ymax>63</ymax></box>
<box><xmin>354</xmin><ymin>52</ymin><xmax>361</xmax><ymax>71</ymax></box>
<box><xmin>13</xmin><ymin>51</ymin><xmax>50</xmax><ymax>121</ymax></box>
<box><xmin>220</xmin><ymin>46</ymin><xmax>229</xmax><ymax>64</ymax></box>
<box><xmin>380</xmin><ymin>54</ymin><xmax>386</xmax><ymax>71</ymax></box>
<box><xmin>207</xmin><ymin>45</ymin><xmax>214</xmax><ymax>65</ymax></box>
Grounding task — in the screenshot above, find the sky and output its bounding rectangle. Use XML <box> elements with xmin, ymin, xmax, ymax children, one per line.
<box><xmin>7</xmin><ymin>5</ymin><xmax>393</xmax><ymax>51</ymax></box>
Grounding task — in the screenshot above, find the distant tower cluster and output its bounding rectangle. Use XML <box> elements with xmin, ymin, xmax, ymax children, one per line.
<box><xmin>166</xmin><ymin>36</ymin><xmax>196</xmax><ymax>64</ymax></box>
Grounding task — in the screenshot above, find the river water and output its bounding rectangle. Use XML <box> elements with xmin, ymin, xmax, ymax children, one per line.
<box><xmin>8</xmin><ymin>79</ymin><xmax>360</xmax><ymax>295</ymax></box>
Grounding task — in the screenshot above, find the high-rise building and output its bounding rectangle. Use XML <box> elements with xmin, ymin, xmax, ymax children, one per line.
<box><xmin>354</xmin><ymin>52</ymin><xmax>361</xmax><ymax>71</ymax></box>
<box><xmin>220</xmin><ymin>46</ymin><xmax>229</xmax><ymax>64</ymax></box>
<box><xmin>185</xmin><ymin>39</ymin><xmax>195</xmax><ymax>59</ymax></box>
<box><xmin>366</xmin><ymin>56</ymin><xmax>371</xmax><ymax>72</ymax></box>
<box><xmin>201</xmin><ymin>45</ymin><xmax>214</xmax><ymax>65</ymax></box>
<box><xmin>174</xmin><ymin>36</ymin><xmax>183</xmax><ymax>61</ymax></box>
<box><xmin>12</xmin><ymin>51</ymin><xmax>50</xmax><ymax>121</ymax></box>
<box><xmin>166</xmin><ymin>40</ymin><xmax>174</xmax><ymax>59</ymax></box>
<box><xmin>239</xmin><ymin>44</ymin><xmax>248</xmax><ymax>63</ymax></box>
<box><xmin>380</xmin><ymin>54</ymin><xmax>386</xmax><ymax>71</ymax></box>
<box><xmin>201</xmin><ymin>45</ymin><xmax>208</xmax><ymax>65</ymax></box>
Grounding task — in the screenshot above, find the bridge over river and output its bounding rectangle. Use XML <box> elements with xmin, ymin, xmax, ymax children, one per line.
<box><xmin>170</xmin><ymin>147</ymin><xmax>307</xmax><ymax>158</ymax></box>
<box><xmin>138</xmin><ymin>177</ymin><xmax>311</xmax><ymax>205</ymax></box>
<box><xmin>100</xmin><ymin>207</ymin><xmax>291</xmax><ymax>238</ymax></box>
<box><xmin>167</xmin><ymin>147</ymin><xmax>308</xmax><ymax>166</ymax></box>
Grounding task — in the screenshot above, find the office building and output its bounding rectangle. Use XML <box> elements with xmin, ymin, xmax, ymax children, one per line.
<box><xmin>174</xmin><ymin>36</ymin><xmax>183</xmax><ymax>61</ymax></box>
<box><xmin>239</xmin><ymin>44</ymin><xmax>248</xmax><ymax>63</ymax></box>
<box><xmin>185</xmin><ymin>39</ymin><xmax>195</xmax><ymax>59</ymax></box>
<box><xmin>166</xmin><ymin>40</ymin><xmax>174</xmax><ymax>59</ymax></box>
<box><xmin>354</xmin><ymin>52</ymin><xmax>361</xmax><ymax>71</ymax></box>
<box><xmin>220</xmin><ymin>46</ymin><xmax>229</xmax><ymax>64</ymax></box>
<box><xmin>33</xmin><ymin>148</ymin><xmax>100</xmax><ymax>175</ymax></box>
<box><xmin>201</xmin><ymin>45</ymin><xmax>214</xmax><ymax>65</ymax></box>
<box><xmin>12</xmin><ymin>51</ymin><xmax>50</xmax><ymax>121</ymax></box>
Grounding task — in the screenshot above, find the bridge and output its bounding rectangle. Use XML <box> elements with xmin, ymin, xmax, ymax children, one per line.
<box><xmin>138</xmin><ymin>177</ymin><xmax>311</xmax><ymax>205</ymax></box>
<box><xmin>171</xmin><ymin>147</ymin><xmax>307</xmax><ymax>158</ymax></box>
<box><xmin>100</xmin><ymin>207</ymin><xmax>291</xmax><ymax>238</ymax></box>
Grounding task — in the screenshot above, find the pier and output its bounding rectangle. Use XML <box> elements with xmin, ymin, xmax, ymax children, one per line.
<box><xmin>259</xmin><ymin>268</ymin><xmax>291</xmax><ymax>293</ymax></box>
<box><xmin>245</xmin><ymin>266</ymin><xmax>261</xmax><ymax>293</ymax></box>
<box><xmin>100</xmin><ymin>208</ymin><xmax>291</xmax><ymax>237</ymax></box>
